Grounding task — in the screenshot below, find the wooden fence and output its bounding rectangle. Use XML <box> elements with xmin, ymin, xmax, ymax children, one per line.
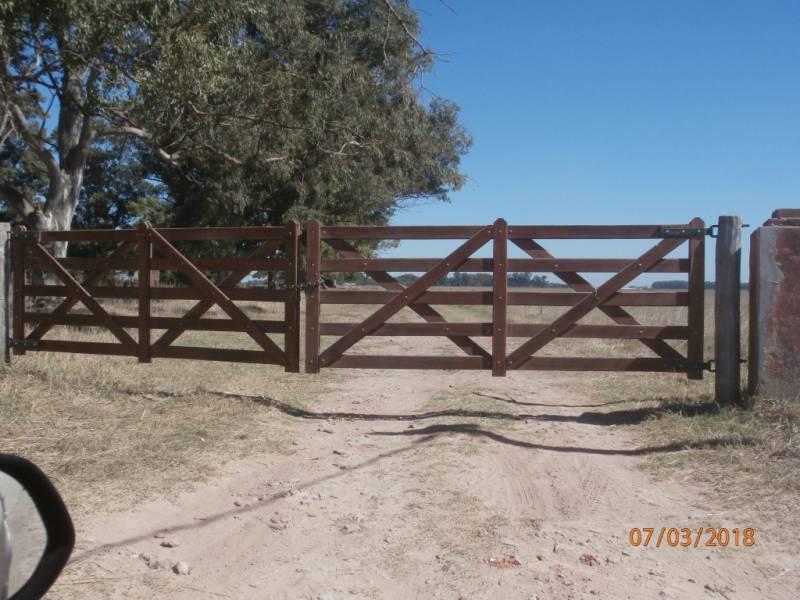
<box><xmin>8</xmin><ymin>222</ymin><xmax>300</xmax><ymax>371</ymax></box>
<box><xmin>304</xmin><ymin>218</ymin><xmax>708</xmax><ymax>377</ymax></box>
<box><xmin>0</xmin><ymin>216</ymin><xmax>749</xmax><ymax>403</ymax></box>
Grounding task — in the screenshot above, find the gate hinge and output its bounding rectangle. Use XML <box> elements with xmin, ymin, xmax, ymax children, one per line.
<box><xmin>9</xmin><ymin>338</ymin><xmax>38</xmax><ymax>350</ymax></box>
<box><xmin>9</xmin><ymin>230</ymin><xmax>40</xmax><ymax>241</ymax></box>
<box><xmin>661</xmin><ymin>227</ymin><xmax>707</xmax><ymax>238</ymax></box>
<box><xmin>702</xmin><ymin>359</ymin><xmax>747</xmax><ymax>373</ymax></box>
<box><xmin>705</xmin><ymin>224</ymin><xmax>750</xmax><ymax>238</ymax></box>
<box><xmin>662</xmin><ymin>224</ymin><xmax>751</xmax><ymax>239</ymax></box>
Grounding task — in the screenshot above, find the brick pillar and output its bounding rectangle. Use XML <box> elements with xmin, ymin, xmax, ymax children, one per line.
<box><xmin>749</xmin><ymin>209</ymin><xmax>800</xmax><ymax>397</ymax></box>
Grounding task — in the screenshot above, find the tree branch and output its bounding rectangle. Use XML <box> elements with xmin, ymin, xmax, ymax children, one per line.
<box><xmin>0</xmin><ymin>110</ymin><xmax>13</xmax><ymax>147</ymax></box>
<box><xmin>8</xmin><ymin>103</ymin><xmax>60</xmax><ymax>181</ymax></box>
<box><xmin>94</xmin><ymin>125</ymin><xmax>181</xmax><ymax>164</ymax></box>
<box><xmin>78</xmin><ymin>66</ymin><xmax>101</xmax><ymax>147</ymax></box>
<box><xmin>185</xmin><ymin>100</ymin><xmax>307</xmax><ymax>131</ymax></box>
<box><xmin>0</xmin><ymin>182</ymin><xmax>36</xmax><ymax>217</ymax></box>
<box><xmin>381</xmin><ymin>0</ymin><xmax>433</xmax><ymax>57</ymax></box>
<box><xmin>96</xmin><ymin>124</ymin><xmax>290</xmax><ymax>167</ymax></box>
<box><xmin>319</xmin><ymin>140</ymin><xmax>364</xmax><ymax>157</ymax></box>
<box><xmin>198</xmin><ymin>143</ymin><xmax>289</xmax><ymax>166</ymax></box>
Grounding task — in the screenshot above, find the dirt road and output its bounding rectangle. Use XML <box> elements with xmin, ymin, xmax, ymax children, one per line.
<box><xmin>51</xmin><ymin>360</ymin><xmax>798</xmax><ymax>599</ymax></box>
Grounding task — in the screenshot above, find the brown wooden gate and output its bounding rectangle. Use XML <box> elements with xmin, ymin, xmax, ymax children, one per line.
<box><xmin>9</xmin><ymin>223</ymin><xmax>300</xmax><ymax>371</ymax></box>
<box><xmin>304</xmin><ymin>218</ymin><xmax>707</xmax><ymax>377</ymax></box>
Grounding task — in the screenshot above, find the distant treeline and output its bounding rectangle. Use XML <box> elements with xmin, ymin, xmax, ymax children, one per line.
<box><xmin>651</xmin><ymin>280</ymin><xmax>749</xmax><ymax>290</ymax></box>
<box><xmin>335</xmin><ymin>274</ymin><xmax>752</xmax><ymax>290</ymax></box>
<box><xmin>337</xmin><ymin>273</ymin><xmax>565</xmax><ymax>287</ymax></box>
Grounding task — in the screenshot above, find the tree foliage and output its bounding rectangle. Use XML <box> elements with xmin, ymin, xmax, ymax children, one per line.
<box><xmin>0</xmin><ymin>0</ymin><xmax>471</xmax><ymax>242</ymax></box>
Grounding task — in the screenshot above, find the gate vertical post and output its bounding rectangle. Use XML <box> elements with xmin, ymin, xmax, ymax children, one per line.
<box><xmin>1</xmin><ymin>223</ymin><xmax>10</xmax><ymax>363</ymax></box>
<box><xmin>284</xmin><ymin>220</ymin><xmax>301</xmax><ymax>372</ymax></box>
<box><xmin>137</xmin><ymin>222</ymin><xmax>152</xmax><ymax>363</ymax></box>
<box><xmin>11</xmin><ymin>226</ymin><xmax>26</xmax><ymax>355</ymax></box>
<box><xmin>305</xmin><ymin>220</ymin><xmax>322</xmax><ymax>373</ymax></box>
<box><xmin>492</xmin><ymin>219</ymin><xmax>508</xmax><ymax>376</ymax></box>
<box><xmin>714</xmin><ymin>215</ymin><xmax>743</xmax><ymax>406</ymax></box>
<box><xmin>687</xmin><ymin>219</ymin><xmax>706</xmax><ymax>379</ymax></box>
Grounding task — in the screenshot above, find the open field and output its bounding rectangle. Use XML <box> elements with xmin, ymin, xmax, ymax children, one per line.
<box><xmin>1</xmin><ymin>290</ymin><xmax>798</xmax><ymax>599</ymax></box>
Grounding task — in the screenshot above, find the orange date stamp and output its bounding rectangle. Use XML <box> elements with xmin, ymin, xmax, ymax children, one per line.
<box><xmin>628</xmin><ymin>527</ymin><xmax>756</xmax><ymax>548</ymax></box>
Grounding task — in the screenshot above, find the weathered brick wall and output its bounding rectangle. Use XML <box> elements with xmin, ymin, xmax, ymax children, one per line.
<box><xmin>749</xmin><ymin>209</ymin><xmax>800</xmax><ymax>397</ymax></box>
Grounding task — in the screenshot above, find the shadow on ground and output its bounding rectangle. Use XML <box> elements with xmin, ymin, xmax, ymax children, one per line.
<box><xmin>213</xmin><ymin>391</ymin><xmax>722</xmax><ymax>427</ymax></box>
<box><xmin>367</xmin><ymin>422</ymin><xmax>748</xmax><ymax>456</ymax></box>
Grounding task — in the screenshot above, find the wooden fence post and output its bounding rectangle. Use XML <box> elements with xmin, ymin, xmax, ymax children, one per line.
<box><xmin>1</xmin><ymin>223</ymin><xmax>9</xmax><ymax>363</ymax></box>
<box><xmin>284</xmin><ymin>220</ymin><xmax>301</xmax><ymax>373</ymax></box>
<box><xmin>305</xmin><ymin>220</ymin><xmax>321</xmax><ymax>373</ymax></box>
<box><xmin>714</xmin><ymin>215</ymin><xmax>743</xmax><ymax>406</ymax></box>
<box><xmin>11</xmin><ymin>226</ymin><xmax>26</xmax><ymax>356</ymax></box>
<box><xmin>687</xmin><ymin>219</ymin><xmax>706</xmax><ymax>380</ymax></box>
<box><xmin>137</xmin><ymin>222</ymin><xmax>152</xmax><ymax>363</ymax></box>
<box><xmin>492</xmin><ymin>218</ymin><xmax>508</xmax><ymax>376</ymax></box>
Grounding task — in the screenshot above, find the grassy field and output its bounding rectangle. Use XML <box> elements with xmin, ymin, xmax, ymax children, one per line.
<box><xmin>1</xmin><ymin>290</ymin><xmax>797</xmax><ymax>526</ymax></box>
<box><xmin>0</xmin><ymin>300</ymin><xmax>331</xmax><ymax>513</ymax></box>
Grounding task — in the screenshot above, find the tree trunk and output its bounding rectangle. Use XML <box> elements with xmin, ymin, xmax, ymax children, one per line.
<box><xmin>27</xmin><ymin>169</ymin><xmax>83</xmax><ymax>258</ymax></box>
<box><xmin>25</xmin><ymin>152</ymin><xmax>85</xmax><ymax>294</ymax></box>
<box><xmin>27</xmin><ymin>58</ymin><xmax>89</xmax><ymax>267</ymax></box>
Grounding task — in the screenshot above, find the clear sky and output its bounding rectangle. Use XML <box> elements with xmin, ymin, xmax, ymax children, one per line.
<box><xmin>386</xmin><ymin>0</ymin><xmax>800</xmax><ymax>281</ymax></box>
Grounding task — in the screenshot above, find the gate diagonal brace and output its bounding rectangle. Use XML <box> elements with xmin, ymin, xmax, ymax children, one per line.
<box><xmin>29</xmin><ymin>241</ymin><xmax>139</xmax><ymax>352</ymax></box>
<box><xmin>148</xmin><ymin>227</ymin><xmax>285</xmax><ymax>364</ymax></box>
<box><xmin>507</xmin><ymin>234</ymin><xmax>691</xmax><ymax>369</ymax></box>
<box><xmin>511</xmin><ymin>238</ymin><xmax>685</xmax><ymax>362</ymax></box>
<box><xmin>26</xmin><ymin>240</ymin><xmax>138</xmax><ymax>342</ymax></box>
<box><xmin>152</xmin><ymin>238</ymin><xmax>283</xmax><ymax>348</ymax></box>
<box><xmin>324</xmin><ymin>238</ymin><xmax>491</xmax><ymax>359</ymax></box>
<box><xmin>318</xmin><ymin>225</ymin><xmax>495</xmax><ymax>367</ymax></box>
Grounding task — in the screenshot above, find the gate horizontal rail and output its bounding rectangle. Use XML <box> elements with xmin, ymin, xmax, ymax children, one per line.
<box><xmin>23</xmin><ymin>257</ymin><xmax>292</xmax><ymax>271</ymax></box>
<box><xmin>23</xmin><ymin>285</ymin><xmax>290</xmax><ymax>302</ymax></box>
<box><xmin>320</xmin><ymin>258</ymin><xmax>688</xmax><ymax>273</ymax></box>
<box><xmin>318</xmin><ymin>224</ymin><xmax>704</xmax><ymax>240</ymax></box>
<box><xmin>18</xmin><ymin>226</ymin><xmax>291</xmax><ymax>242</ymax></box>
<box><xmin>319</xmin><ymin>290</ymin><xmax>690</xmax><ymax>306</ymax></box>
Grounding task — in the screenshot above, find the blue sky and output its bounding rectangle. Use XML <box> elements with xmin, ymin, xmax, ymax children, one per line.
<box><xmin>385</xmin><ymin>0</ymin><xmax>800</xmax><ymax>281</ymax></box>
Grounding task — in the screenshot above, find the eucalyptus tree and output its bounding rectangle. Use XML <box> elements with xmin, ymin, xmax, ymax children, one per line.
<box><xmin>0</xmin><ymin>0</ymin><xmax>470</xmax><ymax>255</ymax></box>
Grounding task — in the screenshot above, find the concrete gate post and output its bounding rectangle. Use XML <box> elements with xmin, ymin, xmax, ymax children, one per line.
<box><xmin>748</xmin><ymin>209</ymin><xmax>800</xmax><ymax>398</ymax></box>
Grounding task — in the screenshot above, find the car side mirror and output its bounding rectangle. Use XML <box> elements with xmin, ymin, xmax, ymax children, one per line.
<box><xmin>0</xmin><ymin>455</ymin><xmax>74</xmax><ymax>600</ymax></box>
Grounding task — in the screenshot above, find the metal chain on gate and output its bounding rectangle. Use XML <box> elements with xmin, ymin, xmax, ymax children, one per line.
<box><xmin>280</xmin><ymin>276</ymin><xmax>327</xmax><ymax>291</ymax></box>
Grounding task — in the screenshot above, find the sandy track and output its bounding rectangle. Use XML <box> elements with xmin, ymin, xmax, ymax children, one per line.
<box><xmin>51</xmin><ymin>359</ymin><xmax>798</xmax><ymax>600</ymax></box>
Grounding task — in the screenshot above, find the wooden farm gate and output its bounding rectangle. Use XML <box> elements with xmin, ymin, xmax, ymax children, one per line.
<box><xmin>304</xmin><ymin>218</ymin><xmax>708</xmax><ymax>377</ymax></box>
<box><xmin>6</xmin><ymin>218</ymin><xmax>711</xmax><ymax>378</ymax></box>
<box><xmin>8</xmin><ymin>223</ymin><xmax>301</xmax><ymax>371</ymax></box>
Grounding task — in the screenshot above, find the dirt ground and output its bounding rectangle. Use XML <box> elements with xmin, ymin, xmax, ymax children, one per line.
<box><xmin>44</xmin><ymin>333</ymin><xmax>799</xmax><ymax>600</ymax></box>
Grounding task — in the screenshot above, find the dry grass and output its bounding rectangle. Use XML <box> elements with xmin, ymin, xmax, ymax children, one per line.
<box><xmin>0</xmin><ymin>300</ymin><xmax>335</xmax><ymax>516</ymax></box>
<box><xmin>2</xmin><ymin>289</ymin><xmax>796</xmax><ymax>535</ymax></box>
<box><xmin>595</xmin><ymin>391</ymin><xmax>800</xmax><ymax>542</ymax></box>
<box><xmin>559</xmin><ymin>291</ymin><xmax>800</xmax><ymax>533</ymax></box>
